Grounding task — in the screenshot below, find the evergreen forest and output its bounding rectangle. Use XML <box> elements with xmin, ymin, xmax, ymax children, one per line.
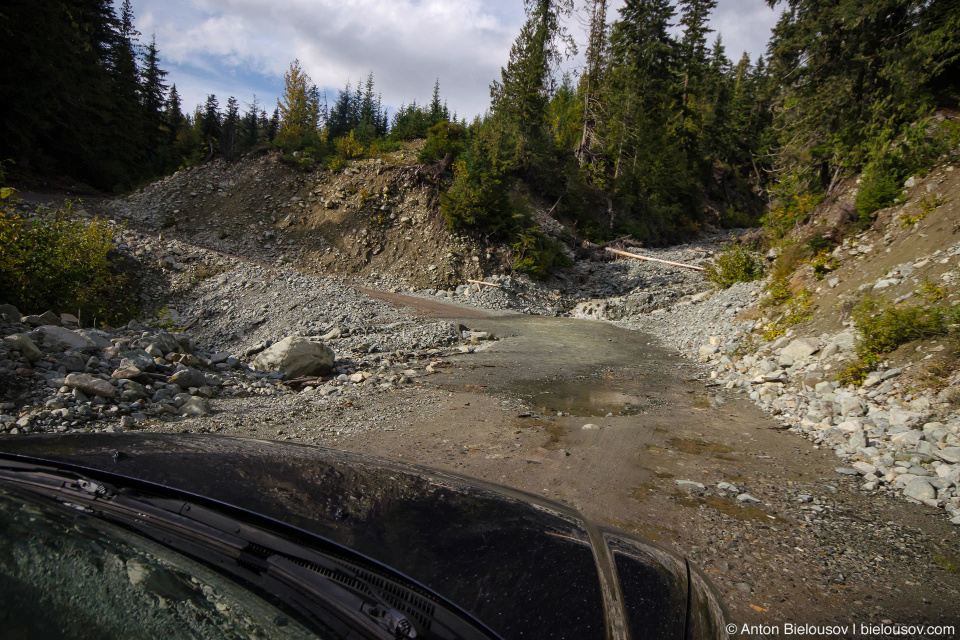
<box><xmin>1</xmin><ymin>0</ymin><xmax>958</xmax><ymax>275</ymax></box>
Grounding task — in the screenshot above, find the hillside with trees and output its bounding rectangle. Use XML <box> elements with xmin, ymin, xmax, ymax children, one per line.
<box><xmin>1</xmin><ymin>0</ymin><xmax>958</xmax><ymax>272</ymax></box>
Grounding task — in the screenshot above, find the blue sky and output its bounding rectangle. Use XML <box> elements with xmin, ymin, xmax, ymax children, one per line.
<box><xmin>125</xmin><ymin>0</ymin><xmax>782</xmax><ymax>121</ymax></box>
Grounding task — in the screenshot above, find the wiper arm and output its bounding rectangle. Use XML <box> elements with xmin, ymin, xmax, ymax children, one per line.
<box><xmin>0</xmin><ymin>461</ymin><xmax>495</xmax><ymax>640</ymax></box>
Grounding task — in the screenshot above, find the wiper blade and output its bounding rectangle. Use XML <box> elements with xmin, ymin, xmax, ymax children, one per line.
<box><xmin>0</xmin><ymin>461</ymin><xmax>497</xmax><ymax>640</ymax></box>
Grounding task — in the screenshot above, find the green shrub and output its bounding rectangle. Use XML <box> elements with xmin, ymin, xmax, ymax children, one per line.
<box><xmin>704</xmin><ymin>244</ymin><xmax>764</xmax><ymax>288</ymax></box>
<box><xmin>0</xmin><ymin>196</ymin><xmax>133</xmax><ymax>324</ymax></box>
<box><xmin>511</xmin><ymin>228</ymin><xmax>571</xmax><ymax>280</ymax></box>
<box><xmin>855</xmin><ymin>158</ymin><xmax>902</xmax><ymax>221</ymax></box>
<box><xmin>837</xmin><ymin>296</ymin><xmax>960</xmax><ymax>384</ymax></box>
<box><xmin>418</xmin><ymin>120</ymin><xmax>466</xmax><ymax>165</ymax></box>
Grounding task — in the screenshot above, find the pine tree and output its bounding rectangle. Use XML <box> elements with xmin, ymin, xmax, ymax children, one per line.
<box><xmin>140</xmin><ymin>35</ymin><xmax>168</xmax><ymax>159</ymax></box>
<box><xmin>276</xmin><ymin>59</ymin><xmax>320</xmax><ymax>150</ymax></box>
<box><xmin>576</xmin><ymin>0</ymin><xmax>608</xmax><ymax>165</ymax></box>
<box><xmin>429</xmin><ymin>78</ymin><xmax>444</xmax><ymax>125</ymax></box>
<box><xmin>490</xmin><ymin>0</ymin><xmax>575</xmax><ymax>166</ymax></box>
<box><xmin>201</xmin><ymin>94</ymin><xmax>221</xmax><ymax>159</ymax></box>
<box><xmin>327</xmin><ymin>81</ymin><xmax>357</xmax><ymax>140</ymax></box>
<box><xmin>222</xmin><ymin>96</ymin><xmax>239</xmax><ymax>158</ymax></box>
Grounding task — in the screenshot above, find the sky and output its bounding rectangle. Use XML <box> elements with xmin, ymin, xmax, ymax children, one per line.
<box><xmin>126</xmin><ymin>0</ymin><xmax>783</xmax><ymax>122</ymax></box>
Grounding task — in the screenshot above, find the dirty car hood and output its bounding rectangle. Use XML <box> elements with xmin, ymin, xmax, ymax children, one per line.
<box><xmin>0</xmin><ymin>433</ymin><xmax>699</xmax><ymax>639</ymax></box>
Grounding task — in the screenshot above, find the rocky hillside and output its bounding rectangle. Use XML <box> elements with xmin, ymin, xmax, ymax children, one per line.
<box><xmin>102</xmin><ymin>142</ymin><xmax>506</xmax><ymax>291</ymax></box>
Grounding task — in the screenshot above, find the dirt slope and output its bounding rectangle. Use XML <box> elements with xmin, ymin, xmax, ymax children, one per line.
<box><xmin>102</xmin><ymin>142</ymin><xmax>502</xmax><ymax>290</ymax></box>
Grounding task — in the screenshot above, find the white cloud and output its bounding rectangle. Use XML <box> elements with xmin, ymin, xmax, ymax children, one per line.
<box><xmin>129</xmin><ymin>0</ymin><xmax>781</xmax><ymax>120</ymax></box>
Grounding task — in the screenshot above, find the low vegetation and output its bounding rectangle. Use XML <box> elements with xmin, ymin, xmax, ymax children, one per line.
<box><xmin>0</xmin><ymin>188</ymin><xmax>134</xmax><ymax>325</ymax></box>
<box><xmin>704</xmin><ymin>244</ymin><xmax>764</xmax><ymax>289</ymax></box>
<box><xmin>838</xmin><ymin>296</ymin><xmax>960</xmax><ymax>385</ymax></box>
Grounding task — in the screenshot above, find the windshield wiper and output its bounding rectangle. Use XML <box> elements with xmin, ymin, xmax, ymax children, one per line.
<box><xmin>0</xmin><ymin>460</ymin><xmax>498</xmax><ymax>640</ymax></box>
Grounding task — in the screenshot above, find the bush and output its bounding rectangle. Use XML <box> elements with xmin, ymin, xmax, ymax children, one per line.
<box><xmin>0</xmin><ymin>196</ymin><xmax>133</xmax><ymax>324</ymax></box>
<box><xmin>855</xmin><ymin>157</ymin><xmax>902</xmax><ymax>221</ymax></box>
<box><xmin>837</xmin><ymin>296</ymin><xmax>960</xmax><ymax>384</ymax></box>
<box><xmin>418</xmin><ymin>120</ymin><xmax>466</xmax><ymax>165</ymax></box>
<box><xmin>511</xmin><ymin>229</ymin><xmax>572</xmax><ymax>280</ymax></box>
<box><xmin>704</xmin><ymin>244</ymin><xmax>764</xmax><ymax>288</ymax></box>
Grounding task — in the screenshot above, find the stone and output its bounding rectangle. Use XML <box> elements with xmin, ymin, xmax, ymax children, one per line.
<box><xmin>839</xmin><ymin>396</ymin><xmax>865</xmax><ymax>417</ymax></box>
<box><xmin>890</xmin><ymin>430</ymin><xmax>923</xmax><ymax>447</ymax></box>
<box><xmin>112</xmin><ymin>359</ymin><xmax>143</xmax><ymax>380</ymax></box>
<box><xmin>3</xmin><ymin>334</ymin><xmax>44</xmax><ymax>361</ymax></box>
<box><xmin>675</xmin><ymin>480</ymin><xmax>706</xmax><ymax>490</ymax></box>
<box><xmin>180</xmin><ymin>396</ymin><xmax>212</xmax><ymax>416</ymax></box>
<box><xmin>252</xmin><ymin>337</ymin><xmax>335</xmax><ymax>379</ymax></box>
<box><xmin>888</xmin><ymin>409</ymin><xmax>925</xmax><ymax>429</ymax></box>
<box><xmin>716</xmin><ymin>482</ymin><xmax>739</xmax><ymax>493</ymax></box>
<box><xmin>74</xmin><ymin>329</ymin><xmax>112</xmax><ymax>349</ymax></box>
<box><xmin>38</xmin><ymin>310</ymin><xmax>61</xmax><ymax>325</ymax></box>
<box><xmin>169</xmin><ymin>367</ymin><xmax>207</xmax><ymax>389</ymax></box>
<box><xmin>781</xmin><ymin>338</ymin><xmax>819</xmax><ymax>360</ymax></box>
<box><xmin>144</xmin><ymin>331</ymin><xmax>181</xmax><ymax>355</ymax></box>
<box><xmin>123</xmin><ymin>349</ymin><xmax>156</xmax><ymax>372</ymax></box>
<box><xmin>0</xmin><ymin>303</ymin><xmax>21</xmax><ymax>320</ymax></box>
<box><xmin>699</xmin><ymin>345</ymin><xmax>720</xmax><ymax>360</ymax></box>
<box><xmin>60</xmin><ymin>313</ymin><xmax>80</xmax><ymax>326</ymax></box>
<box><xmin>737</xmin><ymin>493</ymin><xmax>761</xmax><ymax>503</ymax></box>
<box><xmin>852</xmin><ymin>461</ymin><xmax>878</xmax><ymax>476</ymax></box>
<box><xmin>37</xmin><ymin>326</ymin><xmax>98</xmax><ymax>351</ymax></box>
<box><xmin>59</xmin><ymin>353</ymin><xmax>87</xmax><ymax>372</ymax></box>
<box><xmin>902</xmin><ymin>477</ymin><xmax>936</xmax><ymax>503</ymax></box>
<box><xmin>934</xmin><ymin>447</ymin><xmax>960</xmax><ymax>464</ymax></box>
<box><xmin>64</xmin><ymin>373</ymin><xmax>116</xmax><ymax>398</ymax></box>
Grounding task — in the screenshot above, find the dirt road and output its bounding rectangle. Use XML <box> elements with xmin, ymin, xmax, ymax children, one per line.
<box><xmin>321</xmin><ymin>294</ymin><xmax>960</xmax><ymax>634</ymax></box>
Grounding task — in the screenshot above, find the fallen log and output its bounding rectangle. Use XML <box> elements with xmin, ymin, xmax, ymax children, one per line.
<box><xmin>467</xmin><ymin>279</ymin><xmax>501</xmax><ymax>288</ymax></box>
<box><xmin>605</xmin><ymin>248</ymin><xmax>705</xmax><ymax>272</ymax></box>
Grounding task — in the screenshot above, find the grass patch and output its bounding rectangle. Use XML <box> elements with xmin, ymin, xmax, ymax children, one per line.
<box><xmin>903</xmin><ymin>193</ymin><xmax>948</xmax><ymax>226</ymax></box>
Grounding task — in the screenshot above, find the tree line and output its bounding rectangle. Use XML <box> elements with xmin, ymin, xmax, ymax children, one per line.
<box><xmin>1</xmin><ymin>0</ymin><xmax>957</xmax><ymax>270</ymax></box>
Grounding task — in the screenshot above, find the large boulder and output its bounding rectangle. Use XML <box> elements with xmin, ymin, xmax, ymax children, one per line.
<box><xmin>781</xmin><ymin>338</ymin><xmax>819</xmax><ymax>360</ymax></box>
<box><xmin>37</xmin><ymin>326</ymin><xmax>99</xmax><ymax>351</ymax></box>
<box><xmin>3</xmin><ymin>333</ymin><xmax>44</xmax><ymax>362</ymax></box>
<box><xmin>169</xmin><ymin>367</ymin><xmax>208</xmax><ymax>389</ymax></box>
<box><xmin>64</xmin><ymin>373</ymin><xmax>116</xmax><ymax>398</ymax></box>
<box><xmin>252</xmin><ymin>337</ymin><xmax>335</xmax><ymax>379</ymax></box>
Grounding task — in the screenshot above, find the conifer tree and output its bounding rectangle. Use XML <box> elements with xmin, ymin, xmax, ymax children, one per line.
<box><xmin>276</xmin><ymin>59</ymin><xmax>320</xmax><ymax>150</ymax></box>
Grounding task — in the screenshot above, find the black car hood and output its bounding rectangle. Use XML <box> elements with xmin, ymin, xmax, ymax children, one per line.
<box><xmin>0</xmin><ymin>433</ymin><xmax>695</xmax><ymax>639</ymax></box>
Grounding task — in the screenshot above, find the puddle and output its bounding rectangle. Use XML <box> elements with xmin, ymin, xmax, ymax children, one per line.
<box><xmin>666</xmin><ymin>437</ymin><xmax>734</xmax><ymax>456</ymax></box>
<box><xmin>606</xmin><ymin>519</ymin><xmax>676</xmax><ymax>542</ymax></box>
<box><xmin>514</xmin><ymin>417</ymin><xmax>567</xmax><ymax>447</ymax></box>
<box><xmin>676</xmin><ymin>496</ymin><xmax>781</xmax><ymax>522</ymax></box>
<box><xmin>514</xmin><ymin>379</ymin><xmax>651</xmax><ymax>417</ymax></box>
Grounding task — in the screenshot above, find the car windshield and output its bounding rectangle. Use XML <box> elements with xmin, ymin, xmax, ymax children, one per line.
<box><xmin>0</xmin><ymin>483</ymin><xmax>322</xmax><ymax>639</ymax></box>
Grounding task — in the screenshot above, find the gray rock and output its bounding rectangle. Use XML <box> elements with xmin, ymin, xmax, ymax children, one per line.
<box><xmin>781</xmin><ymin>338</ymin><xmax>819</xmax><ymax>360</ymax></box>
<box><xmin>675</xmin><ymin>480</ymin><xmax>706</xmax><ymax>490</ymax></box>
<box><xmin>64</xmin><ymin>373</ymin><xmax>116</xmax><ymax>398</ymax></box>
<box><xmin>902</xmin><ymin>477</ymin><xmax>936</xmax><ymax>503</ymax></box>
<box><xmin>737</xmin><ymin>493</ymin><xmax>761</xmax><ymax>503</ymax></box>
<box><xmin>934</xmin><ymin>447</ymin><xmax>960</xmax><ymax>464</ymax></box>
<box><xmin>38</xmin><ymin>326</ymin><xmax>99</xmax><ymax>351</ymax></box>
<box><xmin>169</xmin><ymin>367</ymin><xmax>207</xmax><ymax>389</ymax></box>
<box><xmin>144</xmin><ymin>331</ymin><xmax>180</xmax><ymax>355</ymax></box>
<box><xmin>252</xmin><ymin>337</ymin><xmax>335</xmax><ymax>379</ymax></box>
<box><xmin>888</xmin><ymin>409</ymin><xmax>925</xmax><ymax>429</ymax></box>
<box><xmin>3</xmin><ymin>334</ymin><xmax>43</xmax><ymax>361</ymax></box>
<box><xmin>839</xmin><ymin>396</ymin><xmax>865</xmax><ymax>417</ymax></box>
<box><xmin>59</xmin><ymin>353</ymin><xmax>87</xmax><ymax>372</ymax></box>
<box><xmin>122</xmin><ymin>349</ymin><xmax>156</xmax><ymax>372</ymax></box>
<box><xmin>74</xmin><ymin>329</ymin><xmax>112</xmax><ymax>350</ymax></box>
<box><xmin>0</xmin><ymin>303</ymin><xmax>21</xmax><ymax>320</ymax></box>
